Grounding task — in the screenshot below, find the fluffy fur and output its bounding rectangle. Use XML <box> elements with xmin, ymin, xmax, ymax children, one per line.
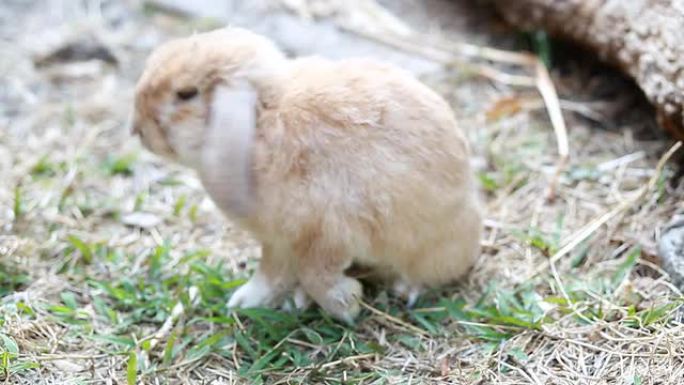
<box><xmin>132</xmin><ymin>27</ymin><xmax>483</xmax><ymax>322</ymax></box>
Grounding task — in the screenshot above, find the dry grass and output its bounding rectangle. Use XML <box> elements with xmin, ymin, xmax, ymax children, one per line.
<box><xmin>1</xmin><ymin>1</ymin><xmax>684</xmax><ymax>384</ymax></box>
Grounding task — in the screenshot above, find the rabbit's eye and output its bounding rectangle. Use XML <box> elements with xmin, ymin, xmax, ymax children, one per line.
<box><xmin>176</xmin><ymin>87</ymin><xmax>198</xmax><ymax>101</ymax></box>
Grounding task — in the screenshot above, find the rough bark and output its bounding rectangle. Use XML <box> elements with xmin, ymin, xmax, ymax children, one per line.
<box><xmin>490</xmin><ymin>0</ymin><xmax>684</xmax><ymax>140</ymax></box>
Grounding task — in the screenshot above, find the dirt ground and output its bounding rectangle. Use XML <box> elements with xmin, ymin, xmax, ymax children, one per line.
<box><xmin>1</xmin><ymin>0</ymin><xmax>683</xmax><ymax>384</ymax></box>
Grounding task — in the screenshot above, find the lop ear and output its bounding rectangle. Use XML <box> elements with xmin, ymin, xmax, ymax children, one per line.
<box><xmin>199</xmin><ymin>80</ymin><xmax>258</xmax><ymax>219</ymax></box>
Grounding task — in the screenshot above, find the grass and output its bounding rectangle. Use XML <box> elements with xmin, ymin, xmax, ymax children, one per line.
<box><xmin>102</xmin><ymin>153</ymin><xmax>138</xmax><ymax>177</ymax></box>
<box><xmin>8</xmin><ymin>238</ymin><xmax>563</xmax><ymax>382</ymax></box>
<box><xmin>3</xmin><ymin>96</ymin><xmax>684</xmax><ymax>383</ymax></box>
<box><xmin>1</xmin><ymin>1</ymin><xmax>684</xmax><ymax>384</ymax></box>
<box><xmin>0</xmin><ymin>264</ymin><xmax>29</xmax><ymax>298</ymax></box>
<box><xmin>2</xmin><ymin>223</ymin><xmax>682</xmax><ymax>383</ymax></box>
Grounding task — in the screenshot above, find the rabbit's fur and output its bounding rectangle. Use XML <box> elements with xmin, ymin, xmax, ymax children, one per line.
<box><xmin>132</xmin><ymin>28</ymin><xmax>483</xmax><ymax>322</ymax></box>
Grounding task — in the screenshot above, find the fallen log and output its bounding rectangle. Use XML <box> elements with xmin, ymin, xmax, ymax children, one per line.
<box><xmin>489</xmin><ymin>0</ymin><xmax>684</xmax><ymax>140</ymax></box>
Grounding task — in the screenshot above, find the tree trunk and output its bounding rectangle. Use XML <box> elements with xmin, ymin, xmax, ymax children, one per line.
<box><xmin>490</xmin><ymin>0</ymin><xmax>684</xmax><ymax>140</ymax></box>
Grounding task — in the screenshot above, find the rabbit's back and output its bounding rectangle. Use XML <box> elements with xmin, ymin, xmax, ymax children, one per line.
<box><xmin>249</xmin><ymin>57</ymin><xmax>481</xmax><ymax>284</ymax></box>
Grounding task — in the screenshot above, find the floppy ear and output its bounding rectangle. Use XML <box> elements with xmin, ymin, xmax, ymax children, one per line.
<box><xmin>199</xmin><ymin>80</ymin><xmax>258</xmax><ymax>219</ymax></box>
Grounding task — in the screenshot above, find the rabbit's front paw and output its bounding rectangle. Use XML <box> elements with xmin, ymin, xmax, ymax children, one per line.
<box><xmin>227</xmin><ymin>273</ymin><xmax>280</xmax><ymax>309</ymax></box>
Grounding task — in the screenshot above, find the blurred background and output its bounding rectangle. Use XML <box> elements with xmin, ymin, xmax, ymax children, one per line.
<box><xmin>1</xmin><ymin>1</ymin><xmax>682</xmax><ymax>384</ymax></box>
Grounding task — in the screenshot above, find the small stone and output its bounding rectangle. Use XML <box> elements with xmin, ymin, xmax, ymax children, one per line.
<box><xmin>658</xmin><ymin>215</ymin><xmax>684</xmax><ymax>290</ymax></box>
<box><xmin>50</xmin><ymin>359</ymin><xmax>86</xmax><ymax>373</ymax></box>
<box><xmin>34</xmin><ymin>38</ymin><xmax>118</xmax><ymax>67</ymax></box>
<box><xmin>121</xmin><ymin>212</ymin><xmax>162</xmax><ymax>228</ymax></box>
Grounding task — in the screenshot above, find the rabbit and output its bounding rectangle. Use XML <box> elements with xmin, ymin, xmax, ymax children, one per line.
<box><xmin>131</xmin><ymin>27</ymin><xmax>483</xmax><ymax>323</ymax></box>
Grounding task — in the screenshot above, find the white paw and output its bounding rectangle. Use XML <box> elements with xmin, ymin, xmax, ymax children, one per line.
<box><xmin>321</xmin><ymin>277</ymin><xmax>363</xmax><ymax>324</ymax></box>
<box><xmin>392</xmin><ymin>280</ymin><xmax>423</xmax><ymax>308</ymax></box>
<box><xmin>227</xmin><ymin>273</ymin><xmax>279</xmax><ymax>309</ymax></box>
<box><xmin>281</xmin><ymin>286</ymin><xmax>312</xmax><ymax>312</ymax></box>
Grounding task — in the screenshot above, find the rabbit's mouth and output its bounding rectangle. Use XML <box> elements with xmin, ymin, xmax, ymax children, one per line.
<box><xmin>134</xmin><ymin>118</ymin><xmax>178</xmax><ymax>162</ymax></box>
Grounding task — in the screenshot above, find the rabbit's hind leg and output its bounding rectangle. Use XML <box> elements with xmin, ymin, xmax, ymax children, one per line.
<box><xmin>296</xmin><ymin>240</ymin><xmax>363</xmax><ymax>324</ymax></box>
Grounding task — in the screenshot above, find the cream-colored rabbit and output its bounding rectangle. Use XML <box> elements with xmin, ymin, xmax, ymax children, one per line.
<box><xmin>132</xmin><ymin>27</ymin><xmax>483</xmax><ymax>323</ymax></box>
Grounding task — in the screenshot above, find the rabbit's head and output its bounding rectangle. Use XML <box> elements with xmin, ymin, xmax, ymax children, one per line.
<box><xmin>131</xmin><ymin>27</ymin><xmax>285</xmax><ymax>169</ymax></box>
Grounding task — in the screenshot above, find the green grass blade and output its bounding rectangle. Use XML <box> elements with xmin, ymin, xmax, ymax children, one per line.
<box><xmin>127</xmin><ymin>351</ymin><xmax>137</xmax><ymax>385</ymax></box>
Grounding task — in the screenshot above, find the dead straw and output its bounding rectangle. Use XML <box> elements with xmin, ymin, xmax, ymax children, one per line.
<box><xmin>525</xmin><ymin>141</ymin><xmax>682</xmax><ymax>281</ymax></box>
